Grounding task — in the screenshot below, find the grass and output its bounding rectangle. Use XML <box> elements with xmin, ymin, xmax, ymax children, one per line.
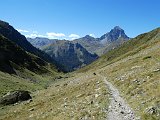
<box><xmin>0</xmin><ymin>27</ymin><xmax>160</xmax><ymax>120</ymax></box>
<box><xmin>0</xmin><ymin>67</ymin><xmax>61</xmax><ymax>97</ymax></box>
<box><xmin>0</xmin><ymin>73</ymin><xmax>109</xmax><ymax>120</ymax></box>
<box><xmin>77</xmin><ymin>27</ymin><xmax>160</xmax><ymax>120</ymax></box>
<box><xmin>85</xmin><ymin>29</ymin><xmax>160</xmax><ymax>120</ymax></box>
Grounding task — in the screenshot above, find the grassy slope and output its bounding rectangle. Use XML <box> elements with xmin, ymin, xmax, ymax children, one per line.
<box><xmin>0</xmin><ymin>35</ymin><xmax>60</xmax><ymax>97</ymax></box>
<box><xmin>79</xmin><ymin>27</ymin><xmax>160</xmax><ymax>119</ymax></box>
<box><xmin>0</xmin><ymin>73</ymin><xmax>109</xmax><ymax>120</ymax></box>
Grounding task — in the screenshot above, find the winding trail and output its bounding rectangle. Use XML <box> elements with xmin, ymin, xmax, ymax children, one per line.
<box><xmin>99</xmin><ymin>74</ymin><xmax>140</xmax><ymax>120</ymax></box>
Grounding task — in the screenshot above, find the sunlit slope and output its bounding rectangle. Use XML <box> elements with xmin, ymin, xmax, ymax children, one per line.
<box><xmin>79</xmin><ymin>27</ymin><xmax>160</xmax><ymax>119</ymax></box>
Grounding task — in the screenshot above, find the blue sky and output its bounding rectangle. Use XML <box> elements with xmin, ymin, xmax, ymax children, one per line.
<box><xmin>0</xmin><ymin>0</ymin><xmax>160</xmax><ymax>40</ymax></box>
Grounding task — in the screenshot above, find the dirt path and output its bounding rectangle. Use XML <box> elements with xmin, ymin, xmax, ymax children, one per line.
<box><xmin>99</xmin><ymin>75</ymin><xmax>140</xmax><ymax>120</ymax></box>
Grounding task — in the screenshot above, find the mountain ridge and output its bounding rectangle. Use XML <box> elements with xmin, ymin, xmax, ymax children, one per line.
<box><xmin>0</xmin><ymin>20</ymin><xmax>60</xmax><ymax>69</ymax></box>
<box><xmin>42</xmin><ymin>40</ymin><xmax>98</xmax><ymax>72</ymax></box>
<box><xmin>27</xmin><ymin>26</ymin><xmax>130</xmax><ymax>56</ymax></box>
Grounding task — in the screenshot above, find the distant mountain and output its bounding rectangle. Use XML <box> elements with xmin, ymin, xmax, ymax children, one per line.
<box><xmin>27</xmin><ymin>37</ymin><xmax>56</xmax><ymax>49</ymax></box>
<box><xmin>26</xmin><ymin>26</ymin><xmax>129</xmax><ymax>71</ymax></box>
<box><xmin>0</xmin><ymin>20</ymin><xmax>57</xmax><ymax>66</ymax></box>
<box><xmin>73</xmin><ymin>35</ymin><xmax>103</xmax><ymax>54</ymax></box>
<box><xmin>42</xmin><ymin>40</ymin><xmax>98</xmax><ymax>72</ymax></box>
<box><xmin>99</xmin><ymin>26</ymin><xmax>129</xmax><ymax>43</ymax></box>
<box><xmin>74</xmin><ymin>26</ymin><xmax>130</xmax><ymax>55</ymax></box>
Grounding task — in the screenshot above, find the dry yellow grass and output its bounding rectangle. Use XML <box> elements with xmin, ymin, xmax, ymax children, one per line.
<box><xmin>0</xmin><ymin>73</ymin><xmax>109</xmax><ymax>120</ymax></box>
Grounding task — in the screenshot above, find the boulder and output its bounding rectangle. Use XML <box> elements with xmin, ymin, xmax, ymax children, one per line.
<box><xmin>0</xmin><ymin>90</ymin><xmax>32</xmax><ymax>105</ymax></box>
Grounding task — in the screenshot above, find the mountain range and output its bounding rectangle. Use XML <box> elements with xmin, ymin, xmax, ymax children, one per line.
<box><xmin>0</xmin><ymin>20</ymin><xmax>159</xmax><ymax>120</ymax></box>
<box><xmin>28</xmin><ymin>26</ymin><xmax>129</xmax><ymax>56</ymax></box>
<box><xmin>27</xmin><ymin>26</ymin><xmax>129</xmax><ymax>71</ymax></box>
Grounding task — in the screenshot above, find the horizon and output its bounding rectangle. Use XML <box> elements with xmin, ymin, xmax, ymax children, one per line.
<box><xmin>0</xmin><ymin>0</ymin><xmax>160</xmax><ymax>40</ymax></box>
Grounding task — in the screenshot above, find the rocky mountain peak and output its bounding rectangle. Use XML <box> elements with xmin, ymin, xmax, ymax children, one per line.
<box><xmin>100</xmin><ymin>26</ymin><xmax>129</xmax><ymax>43</ymax></box>
<box><xmin>113</xmin><ymin>26</ymin><xmax>123</xmax><ymax>30</ymax></box>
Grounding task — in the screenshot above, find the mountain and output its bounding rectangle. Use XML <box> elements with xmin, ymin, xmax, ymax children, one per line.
<box><xmin>42</xmin><ymin>40</ymin><xmax>98</xmax><ymax>72</ymax></box>
<box><xmin>74</xmin><ymin>26</ymin><xmax>130</xmax><ymax>55</ymax></box>
<box><xmin>27</xmin><ymin>26</ymin><xmax>129</xmax><ymax>56</ymax></box>
<box><xmin>27</xmin><ymin>37</ymin><xmax>56</xmax><ymax>49</ymax></box>
<box><xmin>0</xmin><ymin>20</ymin><xmax>57</xmax><ymax>66</ymax></box>
<box><xmin>78</xmin><ymin>27</ymin><xmax>160</xmax><ymax>119</ymax></box>
<box><xmin>1</xmin><ymin>27</ymin><xmax>159</xmax><ymax>120</ymax></box>
<box><xmin>99</xmin><ymin>26</ymin><xmax>129</xmax><ymax>43</ymax></box>
<box><xmin>73</xmin><ymin>35</ymin><xmax>103</xmax><ymax>54</ymax></box>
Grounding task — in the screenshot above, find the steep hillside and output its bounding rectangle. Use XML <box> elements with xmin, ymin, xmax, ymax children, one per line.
<box><xmin>0</xmin><ymin>34</ymin><xmax>60</xmax><ymax>96</ymax></box>
<box><xmin>42</xmin><ymin>40</ymin><xmax>98</xmax><ymax>72</ymax></box>
<box><xmin>0</xmin><ymin>20</ymin><xmax>57</xmax><ymax>66</ymax></box>
<box><xmin>78</xmin><ymin>27</ymin><xmax>160</xmax><ymax>119</ymax></box>
<box><xmin>0</xmin><ymin>34</ymin><xmax>56</xmax><ymax>74</ymax></box>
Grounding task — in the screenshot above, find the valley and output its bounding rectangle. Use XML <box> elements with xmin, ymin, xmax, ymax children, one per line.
<box><xmin>0</xmin><ymin>20</ymin><xmax>159</xmax><ymax>120</ymax></box>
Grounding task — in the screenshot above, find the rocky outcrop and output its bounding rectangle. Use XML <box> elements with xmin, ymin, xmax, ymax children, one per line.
<box><xmin>0</xmin><ymin>90</ymin><xmax>32</xmax><ymax>105</ymax></box>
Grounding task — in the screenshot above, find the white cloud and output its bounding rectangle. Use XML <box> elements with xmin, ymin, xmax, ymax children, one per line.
<box><xmin>89</xmin><ymin>34</ymin><xmax>96</xmax><ymax>38</ymax></box>
<box><xmin>68</xmin><ymin>34</ymin><xmax>80</xmax><ymax>40</ymax></box>
<box><xmin>25</xmin><ymin>34</ymin><xmax>46</xmax><ymax>38</ymax></box>
<box><xmin>25</xmin><ymin>32</ymin><xmax>66</xmax><ymax>39</ymax></box>
<box><xmin>69</xmin><ymin>34</ymin><xmax>80</xmax><ymax>38</ymax></box>
<box><xmin>16</xmin><ymin>29</ymin><xmax>29</xmax><ymax>33</ymax></box>
<box><xmin>46</xmin><ymin>32</ymin><xmax>65</xmax><ymax>39</ymax></box>
<box><xmin>25</xmin><ymin>31</ymin><xmax>81</xmax><ymax>40</ymax></box>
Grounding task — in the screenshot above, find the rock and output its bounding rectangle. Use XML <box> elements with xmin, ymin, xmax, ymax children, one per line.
<box><xmin>29</xmin><ymin>108</ymin><xmax>34</xmax><ymax>111</ymax></box>
<box><xmin>153</xmin><ymin>68</ymin><xmax>160</xmax><ymax>72</ymax></box>
<box><xmin>63</xmin><ymin>83</ymin><xmax>68</xmax><ymax>86</ymax></box>
<box><xmin>91</xmin><ymin>101</ymin><xmax>94</xmax><ymax>104</ymax></box>
<box><xmin>120</xmin><ymin>111</ymin><xmax>124</xmax><ymax>114</ymax></box>
<box><xmin>95</xmin><ymin>94</ymin><xmax>99</xmax><ymax>98</ymax></box>
<box><xmin>0</xmin><ymin>90</ymin><xmax>32</xmax><ymax>105</ymax></box>
<box><xmin>145</xmin><ymin>106</ymin><xmax>158</xmax><ymax>115</ymax></box>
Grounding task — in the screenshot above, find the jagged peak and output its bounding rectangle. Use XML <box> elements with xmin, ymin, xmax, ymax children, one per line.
<box><xmin>113</xmin><ymin>26</ymin><xmax>123</xmax><ymax>30</ymax></box>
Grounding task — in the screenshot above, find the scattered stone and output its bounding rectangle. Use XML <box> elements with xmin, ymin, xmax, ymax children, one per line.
<box><xmin>29</xmin><ymin>108</ymin><xmax>34</xmax><ymax>111</ymax></box>
<box><xmin>120</xmin><ymin>111</ymin><xmax>124</xmax><ymax>114</ymax></box>
<box><xmin>145</xmin><ymin>106</ymin><xmax>158</xmax><ymax>115</ymax></box>
<box><xmin>0</xmin><ymin>90</ymin><xmax>32</xmax><ymax>106</ymax></box>
<box><xmin>96</xmin><ymin>81</ymin><xmax>100</xmax><ymax>84</ymax></box>
<box><xmin>143</xmin><ymin>56</ymin><xmax>152</xmax><ymax>60</ymax></box>
<box><xmin>153</xmin><ymin>68</ymin><xmax>160</xmax><ymax>72</ymax></box>
<box><xmin>63</xmin><ymin>83</ymin><xmax>68</xmax><ymax>86</ymax></box>
<box><xmin>95</xmin><ymin>94</ymin><xmax>99</xmax><ymax>98</ymax></box>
